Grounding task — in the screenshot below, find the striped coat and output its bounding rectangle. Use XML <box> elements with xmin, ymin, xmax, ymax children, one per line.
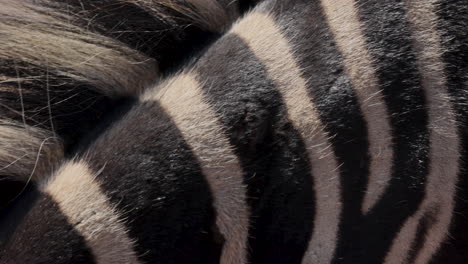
<box><xmin>1</xmin><ymin>0</ymin><xmax>467</xmax><ymax>263</ymax></box>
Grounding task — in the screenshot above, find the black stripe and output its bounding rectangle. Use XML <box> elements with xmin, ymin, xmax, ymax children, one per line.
<box><xmin>335</xmin><ymin>0</ymin><xmax>430</xmax><ymax>262</ymax></box>
<box><xmin>85</xmin><ymin>101</ymin><xmax>221</xmax><ymax>264</ymax></box>
<box><xmin>194</xmin><ymin>33</ymin><xmax>315</xmax><ymax>264</ymax></box>
<box><xmin>0</xmin><ymin>185</ymin><xmax>96</xmax><ymax>264</ymax></box>
<box><xmin>431</xmin><ymin>1</ymin><xmax>468</xmax><ymax>263</ymax></box>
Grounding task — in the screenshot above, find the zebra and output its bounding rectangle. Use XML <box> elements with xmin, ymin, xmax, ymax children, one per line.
<box><xmin>1</xmin><ymin>0</ymin><xmax>467</xmax><ymax>263</ymax></box>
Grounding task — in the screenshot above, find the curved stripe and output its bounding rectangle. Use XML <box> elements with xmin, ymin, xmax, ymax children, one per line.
<box><xmin>231</xmin><ymin>12</ymin><xmax>342</xmax><ymax>264</ymax></box>
<box><xmin>142</xmin><ymin>73</ymin><xmax>249</xmax><ymax>264</ymax></box>
<box><xmin>42</xmin><ymin>161</ymin><xmax>141</xmax><ymax>264</ymax></box>
<box><xmin>320</xmin><ymin>0</ymin><xmax>393</xmax><ymax>214</ymax></box>
<box><xmin>384</xmin><ymin>1</ymin><xmax>460</xmax><ymax>263</ymax></box>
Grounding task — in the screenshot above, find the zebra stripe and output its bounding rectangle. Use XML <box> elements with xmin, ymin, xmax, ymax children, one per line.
<box><xmin>385</xmin><ymin>1</ymin><xmax>460</xmax><ymax>263</ymax></box>
<box><xmin>82</xmin><ymin>100</ymin><xmax>222</xmax><ymax>263</ymax></box>
<box><xmin>320</xmin><ymin>0</ymin><xmax>393</xmax><ymax>214</ymax></box>
<box><xmin>43</xmin><ymin>162</ymin><xmax>140</xmax><ymax>264</ymax></box>
<box><xmin>231</xmin><ymin>12</ymin><xmax>341</xmax><ymax>264</ymax></box>
<box><xmin>142</xmin><ymin>73</ymin><xmax>250</xmax><ymax>264</ymax></box>
<box><xmin>257</xmin><ymin>1</ymin><xmax>371</xmax><ymax>262</ymax></box>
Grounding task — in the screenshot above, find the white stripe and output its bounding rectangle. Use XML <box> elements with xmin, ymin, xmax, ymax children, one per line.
<box><xmin>384</xmin><ymin>1</ymin><xmax>460</xmax><ymax>263</ymax></box>
<box><xmin>321</xmin><ymin>0</ymin><xmax>394</xmax><ymax>214</ymax></box>
<box><xmin>232</xmin><ymin>12</ymin><xmax>342</xmax><ymax>264</ymax></box>
<box><xmin>43</xmin><ymin>161</ymin><xmax>141</xmax><ymax>264</ymax></box>
<box><xmin>142</xmin><ymin>73</ymin><xmax>249</xmax><ymax>264</ymax></box>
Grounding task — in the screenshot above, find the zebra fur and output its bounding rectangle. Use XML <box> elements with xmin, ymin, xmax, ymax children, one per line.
<box><xmin>1</xmin><ymin>0</ymin><xmax>467</xmax><ymax>263</ymax></box>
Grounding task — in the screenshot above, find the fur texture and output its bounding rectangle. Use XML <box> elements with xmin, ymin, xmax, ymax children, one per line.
<box><xmin>0</xmin><ymin>0</ymin><xmax>244</xmax><ymax>190</ymax></box>
<box><xmin>1</xmin><ymin>0</ymin><xmax>466</xmax><ymax>263</ymax></box>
